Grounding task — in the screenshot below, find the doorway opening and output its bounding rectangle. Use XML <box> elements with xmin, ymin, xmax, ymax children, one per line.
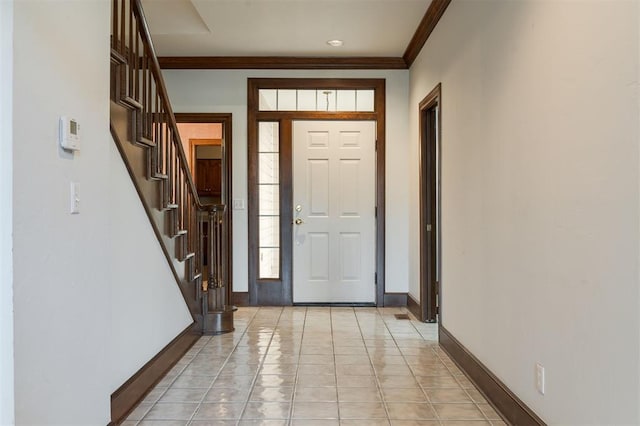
<box><xmin>419</xmin><ymin>83</ymin><xmax>441</xmax><ymax>323</ymax></box>
<box><xmin>247</xmin><ymin>78</ymin><xmax>386</xmax><ymax>306</ymax></box>
<box><xmin>175</xmin><ymin>113</ymin><xmax>233</xmax><ymax>301</ymax></box>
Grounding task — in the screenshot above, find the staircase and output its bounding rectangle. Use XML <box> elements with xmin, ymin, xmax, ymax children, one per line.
<box><xmin>109</xmin><ymin>0</ymin><xmax>234</xmax><ymax>334</ymax></box>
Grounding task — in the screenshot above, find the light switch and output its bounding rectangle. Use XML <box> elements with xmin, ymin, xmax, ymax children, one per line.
<box><xmin>233</xmin><ymin>199</ymin><xmax>245</xmax><ymax>210</ymax></box>
<box><xmin>70</xmin><ymin>182</ymin><xmax>80</xmax><ymax>214</ymax></box>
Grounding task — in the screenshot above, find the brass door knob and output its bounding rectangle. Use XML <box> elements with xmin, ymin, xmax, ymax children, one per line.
<box><xmin>294</xmin><ymin>218</ymin><xmax>304</xmax><ymax>225</ymax></box>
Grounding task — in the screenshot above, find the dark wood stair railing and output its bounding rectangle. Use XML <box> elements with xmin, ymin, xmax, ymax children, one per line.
<box><xmin>109</xmin><ymin>0</ymin><xmax>235</xmax><ymax>334</ymax></box>
<box><xmin>109</xmin><ymin>1</ymin><xmax>235</xmax><ymax>422</ymax></box>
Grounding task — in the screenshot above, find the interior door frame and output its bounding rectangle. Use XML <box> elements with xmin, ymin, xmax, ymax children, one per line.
<box><xmin>247</xmin><ymin>78</ymin><xmax>386</xmax><ymax>306</ymax></box>
<box><xmin>418</xmin><ymin>83</ymin><xmax>441</xmax><ymax>322</ymax></box>
<box><xmin>174</xmin><ymin>113</ymin><xmax>234</xmax><ymax>302</ymax></box>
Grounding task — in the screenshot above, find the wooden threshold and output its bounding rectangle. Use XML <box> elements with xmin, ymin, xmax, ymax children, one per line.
<box><xmin>439</xmin><ymin>326</ymin><xmax>547</xmax><ymax>426</ymax></box>
<box><xmin>110</xmin><ymin>323</ymin><xmax>200</xmax><ymax>424</ymax></box>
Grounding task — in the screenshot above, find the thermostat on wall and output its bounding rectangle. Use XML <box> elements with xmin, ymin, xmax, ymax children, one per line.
<box><xmin>59</xmin><ymin>116</ymin><xmax>80</xmax><ymax>151</ymax></box>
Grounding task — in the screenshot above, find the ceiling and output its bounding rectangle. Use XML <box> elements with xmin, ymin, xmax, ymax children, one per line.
<box><xmin>141</xmin><ymin>0</ymin><xmax>433</xmax><ymax>58</ymax></box>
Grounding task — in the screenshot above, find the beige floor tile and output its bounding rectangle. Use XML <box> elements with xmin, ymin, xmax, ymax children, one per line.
<box><xmin>254</xmin><ymin>374</ymin><xmax>296</xmax><ymax>387</ymax></box>
<box><xmin>158</xmin><ymin>388</ymin><xmax>207</xmax><ymax>403</ymax></box>
<box><xmin>432</xmin><ymin>403</ymin><xmax>486</xmax><ymax>420</ymax></box>
<box><xmin>374</xmin><ymin>364</ymin><xmax>413</xmax><ymax>376</ymax></box>
<box><xmin>341</xmin><ymin>419</ymin><xmax>390</xmax><ymax>426</ymax></box>
<box><xmin>297</xmin><ymin>373</ymin><xmax>337</xmax><ymax>387</ymax></box>
<box><xmin>126</xmin><ymin>402</ymin><xmax>153</xmax><ymax>421</ymax></box>
<box><xmin>259</xmin><ymin>363</ymin><xmax>298</xmax><ymax>375</ymax></box>
<box><xmin>242</xmin><ymin>402</ymin><xmax>291</xmax><ymax>419</ymax></box>
<box><xmin>301</xmin><ymin>345</ymin><xmax>335</xmax><ymax>355</ymax></box>
<box><xmin>477</xmin><ymin>403</ymin><xmax>502</xmax><ymax>420</ymax></box>
<box><xmin>425</xmin><ymin>388</ymin><xmax>474</xmax><ymax>403</ymax></box>
<box><xmin>143</xmin><ymin>403</ymin><xmax>198</xmax><ymax>420</ymax></box>
<box><xmin>137</xmin><ymin>421</ymin><xmax>188</xmax><ymax>426</ymax></box>
<box><xmin>378</xmin><ymin>375</ymin><xmax>419</xmax><ymax>388</ymax></box>
<box><xmin>238</xmin><ymin>420</ymin><xmax>288</xmax><ymax>426</ymax></box>
<box><xmin>369</xmin><ymin>355</ymin><xmax>407</xmax><ymax>366</ymax></box>
<box><xmin>385</xmin><ymin>403</ymin><xmax>437</xmax><ymax>420</ymax></box>
<box><xmin>381</xmin><ymin>387</ymin><xmax>428</xmax><ymax>403</ymax></box>
<box><xmin>337</xmin><ymin>386</ymin><xmax>382</xmax><ymax>402</ymax></box>
<box><xmin>338</xmin><ymin>401</ymin><xmax>387</xmax><ymax>419</ymax></box>
<box><xmin>333</xmin><ymin>346</ymin><xmax>367</xmax><ymax>355</ymax></box>
<box><xmin>335</xmin><ymin>364</ymin><xmax>374</xmax><ymax>376</ymax></box>
<box><xmin>249</xmin><ymin>386</ymin><xmax>294</xmax><ymax>402</ymax></box>
<box><xmin>204</xmin><ymin>387</ymin><xmax>251</xmax><ymax>402</ymax></box>
<box><xmin>295</xmin><ymin>386</ymin><xmax>338</xmax><ymax>402</ymax></box>
<box><xmin>212</xmin><ymin>375</ymin><xmax>255</xmax><ymax>389</ymax></box>
<box><xmin>297</xmin><ymin>363</ymin><xmax>335</xmax><ymax>375</ymax></box>
<box><xmin>336</xmin><ymin>375</ymin><xmax>378</xmax><ymax>388</ymax></box>
<box><xmin>416</xmin><ymin>375</ymin><xmax>461</xmax><ymax>388</ymax></box>
<box><xmin>290</xmin><ymin>420</ymin><xmax>339</xmax><ymax>426</ymax></box>
<box><xmin>192</xmin><ymin>402</ymin><xmax>245</xmax><ymax>420</ymax></box>
<box><xmin>121</xmin><ymin>308</ymin><xmax>507</xmax><ymax>425</ymax></box>
<box><xmin>464</xmin><ymin>388</ymin><xmax>488</xmax><ymax>404</ymax></box>
<box><xmin>455</xmin><ymin>376</ymin><xmax>477</xmax><ymax>389</ymax></box>
<box><xmin>300</xmin><ymin>354</ymin><xmax>335</xmax><ymax>364</ymax></box>
<box><xmin>334</xmin><ymin>355</ymin><xmax>370</xmax><ymax>365</ymax></box>
<box><xmin>292</xmin><ymin>402</ymin><xmax>339</xmax><ymax>419</ymax></box>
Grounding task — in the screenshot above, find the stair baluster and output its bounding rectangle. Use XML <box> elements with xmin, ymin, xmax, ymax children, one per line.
<box><xmin>110</xmin><ymin>0</ymin><xmax>233</xmax><ymax>335</ymax></box>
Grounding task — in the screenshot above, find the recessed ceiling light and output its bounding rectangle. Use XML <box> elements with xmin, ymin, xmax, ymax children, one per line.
<box><xmin>327</xmin><ymin>39</ymin><xmax>344</xmax><ymax>47</ymax></box>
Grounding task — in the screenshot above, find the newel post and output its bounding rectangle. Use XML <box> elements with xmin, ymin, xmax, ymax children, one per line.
<box><xmin>201</xmin><ymin>204</ymin><xmax>236</xmax><ymax>334</ymax></box>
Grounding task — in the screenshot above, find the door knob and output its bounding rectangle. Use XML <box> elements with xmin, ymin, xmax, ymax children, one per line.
<box><xmin>294</xmin><ymin>218</ymin><xmax>304</xmax><ymax>225</ymax></box>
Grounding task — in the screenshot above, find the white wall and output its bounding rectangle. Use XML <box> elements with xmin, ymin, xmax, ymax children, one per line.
<box><xmin>409</xmin><ymin>1</ymin><xmax>639</xmax><ymax>424</ymax></box>
<box><xmin>0</xmin><ymin>1</ymin><xmax>14</xmax><ymax>424</ymax></box>
<box><xmin>107</xmin><ymin>137</ymin><xmax>193</xmax><ymax>390</ymax></box>
<box><xmin>12</xmin><ymin>1</ymin><xmax>192</xmax><ymax>423</ymax></box>
<box><xmin>13</xmin><ymin>1</ymin><xmax>113</xmax><ymax>422</ymax></box>
<box><xmin>163</xmin><ymin>69</ymin><xmax>410</xmax><ymax>294</ymax></box>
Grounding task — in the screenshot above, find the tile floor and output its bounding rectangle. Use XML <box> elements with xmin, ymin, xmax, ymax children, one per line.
<box><xmin>123</xmin><ymin>306</ymin><xmax>507</xmax><ymax>426</ymax></box>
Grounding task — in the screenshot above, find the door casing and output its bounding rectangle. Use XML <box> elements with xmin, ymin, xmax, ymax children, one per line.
<box><xmin>247</xmin><ymin>78</ymin><xmax>386</xmax><ymax>306</ymax></box>
<box><xmin>418</xmin><ymin>83</ymin><xmax>441</xmax><ymax>322</ymax></box>
<box><xmin>175</xmin><ymin>113</ymin><xmax>234</xmax><ymax>303</ymax></box>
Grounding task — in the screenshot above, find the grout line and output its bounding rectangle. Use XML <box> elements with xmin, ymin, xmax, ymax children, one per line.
<box><xmin>186</xmin><ymin>307</ymin><xmax>258</xmax><ymax>426</ymax></box>
<box><xmin>237</xmin><ymin>306</ymin><xmax>285</xmax><ymax>425</ymax></box>
<box><xmin>377</xmin><ymin>306</ymin><xmax>444</xmax><ymax>425</ymax></box>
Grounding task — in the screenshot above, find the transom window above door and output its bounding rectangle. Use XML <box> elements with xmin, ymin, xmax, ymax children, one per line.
<box><xmin>258</xmin><ymin>89</ymin><xmax>375</xmax><ymax>112</ymax></box>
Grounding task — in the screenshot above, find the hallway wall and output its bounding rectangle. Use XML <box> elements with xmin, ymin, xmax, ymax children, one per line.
<box><xmin>12</xmin><ymin>1</ymin><xmax>192</xmax><ymax>423</ymax></box>
<box><xmin>408</xmin><ymin>0</ymin><xmax>639</xmax><ymax>423</ymax></box>
<box><xmin>0</xmin><ymin>1</ymin><xmax>14</xmax><ymax>424</ymax></box>
<box><xmin>163</xmin><ymin>69</ymin><xmax>411</xmax><ymax>295</ymax></box>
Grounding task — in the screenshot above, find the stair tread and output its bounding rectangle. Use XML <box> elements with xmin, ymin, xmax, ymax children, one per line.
<box><xmin>110</xmin><ymin>48</ymin><xmax>127</xmax><ymax>65</ymax></box>
<box><xmin>135</xmin><ymin>136</ymin><xmax>155</xmax><ymax>147</ymax></box>
<box><xmin>118</xmin><ymin>96</ymin><xmax>143</xmax><ymax>110</ymax></box>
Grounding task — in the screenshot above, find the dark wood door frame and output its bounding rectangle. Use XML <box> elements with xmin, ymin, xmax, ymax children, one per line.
<box><xmin>174</xmin><ymin>113</ymin><xmax>233</xmax><ymax>301</ymax></box>
<box><xmin>247</xmin><ymin>78</ymin><xmax>386</xmax><ymax>306</ymax></box>
<box><xmin>419</xmin><ymin>84</ymin><xmax>441</xmax><ymax>322</ymax></box>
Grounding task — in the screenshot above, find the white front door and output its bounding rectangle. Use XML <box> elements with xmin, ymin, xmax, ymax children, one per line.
<box><xmin>292</xmin><ymin>120</ymin><xmax>376</xmax><ymax>303</ymax></box>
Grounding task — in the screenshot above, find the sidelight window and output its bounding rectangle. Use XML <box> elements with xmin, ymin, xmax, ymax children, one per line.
<box><xmin>258</xmin><ymin>122</ymin><xmax>280</xmax><ymax>279</ymax></box>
